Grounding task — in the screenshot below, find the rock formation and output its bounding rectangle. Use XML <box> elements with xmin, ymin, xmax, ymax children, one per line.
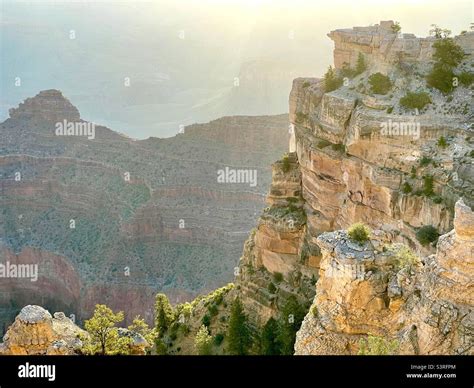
<box><xmin>0</xmin><ymin>305</ymin><xmax>84</xmax><ymax>355</ymax></box>
<box><xmin>295</xmin><ymin>198</ymin><xmax>473</xmax><ymax>355</ymax></box>
<box><xmin>231</xmin><ymin>21</ymin><xmax>473</xmax><ymax>354</ymax></box>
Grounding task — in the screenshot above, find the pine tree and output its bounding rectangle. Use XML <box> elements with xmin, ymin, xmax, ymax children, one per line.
<box><xmin>261</xmin><ymin>317</ymin><xmax>280</xmax><ymax>355</ymax></box>
<box><xmin>355</xmin><ymin>53</ymin><xmax>367</xmax><ymax>75</ymax></box>
<box><xmin>154</xmin><ymin>293</ymin><xmax>174</xmax><ymax>337</ymax></box>
<box><xmin>82</xmin><ymin>304</ymin><xmax>128</xmax><ymax>355</ymax></box>
<box><xmin>226</xmin><ymin>298</ymin><xmax>251</xmax><ymax>355</ymax></box>
<box><xmin>277</xmin><ymin>296</ymin><xmax>306</xmax><ymax>355</ymax></box>
<box><xmin>194</xmin><ymin>325</ymin><xmax>213</xmax><ymax>355</ymax></box>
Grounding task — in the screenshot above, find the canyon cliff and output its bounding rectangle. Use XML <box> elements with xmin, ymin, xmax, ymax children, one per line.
<box><xmin>1</xmin><ymin>21</ymin><xmax>473</xmax><ymax>356</ymax></box>
<box><xmin>0</xmin><ymin>90</ymin><xmax>289</xmax><ymax>327</ymax></box>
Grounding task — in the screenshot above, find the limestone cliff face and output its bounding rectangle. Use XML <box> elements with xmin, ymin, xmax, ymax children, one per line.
<box><xmin>289</xmin><ymin>25</ymin><xmax>473</xmax><ymax>256</ymax></box>
<box><xmin>233</xmin><ymin>21</ymin><xmax>473</xmax><ymax>353</ymax></box>
<box><xmin>294</xmin><ymin>199</ymin><xmax>473</xmax><ymax>355</ymax></box>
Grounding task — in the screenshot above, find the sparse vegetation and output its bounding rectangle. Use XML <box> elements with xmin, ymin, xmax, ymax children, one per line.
<box><xmin>324</xmin><ymin>66</ymin><xmax>343</xmax><ymax>92</ymax></box>
<box><xmin>368</xmin><ymin>72</ymin><xmax>392</xmax><ymax>95</ymax></box>
<box><xmin>391</xmin><ymin>22</ymin><xmax>401</xmax><ymax>34</ymax></box>
<box><xmin>427</xmin><ymin>31</ymin><xmax>465</xmax><ymax>94</ymax></box>
<box><xmin>399</xmin><ymin>91</ymin><xmax>431</xmax><ymax>110</ymax></box>
<box><xmin>416</xmin><ymin>225</ymin><xmax>439</xmax><ymax>246</ymax></box>
<box><xmin>268</xmin><ymin>282</ymin><xmax>277</xmax><ymax>294</ymax></box>
<box><xmin>358</xmin><ymin>335</ymin><xmax>399</xmax><ymax>355</ymax></box>
<box><xmin>389</xmin><ymin>244</ymin><xmax>420</xmax><ymax>270</ymax></box>
<box><xmin>437</xmin><ymin>136</ymin><xmax>448</xmax><ymax>148</ymax></box>
<box><xmin>348</xmin><ymin>222</ymin><xmax>371</xmax><ymax>244</ymax></box>
<box><xmin>355</xmin><ymin>53</ymin><xmax>367</xmax><ymax>75</ymax></box>
<box><xmin>194</xmin><ymin>325</ymin><xmax>213</xmax><ymax>355</ymax></box>
<box><xmin>422</xmin><ymin>175</ymin><xmax>434</xmax><ymax>197</ymax></box>
<box><xmin>273</xmin><ymin>272</ymin><xmax>284</xmax><ymax>283</ymax></box>
<box><xmin>302</xmin><ymin>81</ymin><xmax>311</xmax><ymax>88</ymax></box>
<box><xmin>419</xmin><ymin>156</ymin><xmax>432</xmax><ymax>167</ymax></box>
<box><xmin>402</xmin><ymin>182</ymin><xmax>412</xmax><ymax>194</ymax></box>
<box><xmin>458</xmin><ymin>71</ymin><xmax>474</xmax><ymax>86</ymax></box>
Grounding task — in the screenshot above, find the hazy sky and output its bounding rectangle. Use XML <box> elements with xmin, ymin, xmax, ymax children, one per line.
<box><xmin>1</xmin><ymin>0</ymin><xmax>472</xmax><ymax>139</ymax></box>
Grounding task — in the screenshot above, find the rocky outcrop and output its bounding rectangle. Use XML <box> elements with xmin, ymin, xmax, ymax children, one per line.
<box><xmin>234</xmin><ymin>153</ymin><xmax>318</xmax><ymax>328</ymax></box>
<box><xmin>9</xmin><ymin>90</ymin><xmax>80</xmax><ymax>123</ymax></box>
<box><xmin>237</xmin><ymin>21</ymin><xmax>473</xmax><ymax>353</ymax></box>
<box><xmin>0</xmin><ymin>305</ymin><xmax>85</xmax><ymax>355</ymax></box>
<box><xmin>328</xmin><ymin>20</ymin><xmax>474</xmax><ymax>70</ymax></box>
<box><xmin>295</xmin><ymin>199</ymin><xmax>473</xmax><ymax>355</ymax></box>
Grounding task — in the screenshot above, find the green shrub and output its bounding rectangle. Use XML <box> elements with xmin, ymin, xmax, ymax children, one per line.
<box><xmin>208</xmin><ymin>304</ymin><xmax>218</xmax><ymax>317</ymax></box>
<box><xmin>273</xmin><ymin>272</ymin><xmax>284</xmax><ymax>283</ymax></box>
<box><xmin>458</xmin><ymin>71</ymin><xmax>474</xmax><ymax>86</ymax></box>
<box><xmin>427</xmin><ymin>63</ymin><xmax>455</xmax><ymax>94</ymax></box>
<box><xmin>324</xmin><ymin>66</ymin><xmax>343</xmax><ymax>92</ymax></box>
<box><xmin>391</xmin><ymin>22</ymin><xmax>401</xmax><ymax>34</ymax></box>
<box><xmin>388</xmin><ymin>244</ymin><xmax>420</xmax><ymax>270</ymax></box>
<box><xmin>347</xmin><ymin>222</ymin><xmax>371</xmax><ymax>244</ymax></box>
<box><xmin>302</xmin><ymin>81</ymin><xmax>311</xmax><ymax>88</ymax></box>
<box><xmin>386</xmin><ymin>106</ymin><xmax>393</xmax><ymax>114</ymax></box>
<box><xmin>422</xmin><ymin>175</ymin><xmax>434</xmax><ymax>196</ymax></box>
<box><xmin>437</xmin><ymin>136</ymin><xmax>448</xmax><ymax>148</ymax></box>
<box><xmin>419</xmin><ymin>156</ymin><xmax>432</xmax><ymax>167</ymax></box>
<box><xmin>202</xmin><ymin>314</ymin><xmax>211</xmax><ymax>327</ymax></box>
<box><xmin>214</xmin><ymin>333</ymin><xmax>224</xmax><ymax>346</ymax></box>
<box><xmin>399</xmin><ymin>91</ymin><xmax>432</xmax><ymax>110</ymax></box>
<box><xmin>470</xmin><ymin>150</ymin><xmax>474</xmax><ymax>158</ymax></box>
<box><xmin>368</xmin><ymin>73</ymin><xmax>392</xmax><ymax>95</ymax></box>
<box><xmin>416</xmin><ymin>225</ymin><xmax>439</xmax><ymax>246</ymax></box>
<box><xmin>402</xmin><ymin>182</ymin><xmax>412</xmax><ymax>194</ymax></box>
<box><xmin>267</xmin><ymin>282</ymin><xmax>277</xmax><ymax>294</ymax></box>
<box><xmin>432</xmin><ymin>38</ymin><xmax>465</xmax><ymax>68</ymax></box>
<box><xmin>341</xmin><ymin>62</ymin><xmax>357</xmax><ymax>79</ymax></box>
<box><xmin>410</xmin><ymin>166</ymin><xmax>417</xmax><ymax>178</ymax></box>
<box><xmin>311</xmin><ymin>306</ymin><xmax>318</xmax><ymax>317</ymax></box>
<box><xmin>432</xmin><ymin>195</ymin><xmax>443</xmax><ymax>204</ymax></box>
